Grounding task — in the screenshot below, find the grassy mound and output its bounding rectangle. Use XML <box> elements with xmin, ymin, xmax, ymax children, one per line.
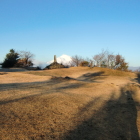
<box><xmin>0</xmin><ymin>67</ymin><xmax>139</xmax><ymax>140</ymax></box>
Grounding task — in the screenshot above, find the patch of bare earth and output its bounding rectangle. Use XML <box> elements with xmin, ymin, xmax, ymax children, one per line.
<box><xmin>0</xmin><ymin>67</ymin><xmax>140</xmax><ymax>140</ymax></box>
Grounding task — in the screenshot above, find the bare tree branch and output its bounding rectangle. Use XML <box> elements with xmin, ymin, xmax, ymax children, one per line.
<box><xmin>71</xmin><ymin>55</ymin><xmax>83</xmax><ymax>67</ymax></box>
<box><xmin>19</xmin><ymin>51</ymin><xmax>34</xmax><ymax>67</ymax></box>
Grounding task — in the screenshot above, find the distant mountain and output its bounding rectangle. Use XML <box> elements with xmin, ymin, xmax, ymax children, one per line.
<box><xmin>128</xmin><ymin>66</ymin><xmax>140</xmax><ymax>71</ymax></box>
<box><xmin>33</xmin><ymin>60</ymin><xmax>47</xmax><ymax>69</ymax></box>
<box><xmin>33</xmin><ymin>55</ymin><xmax>72</xmax><ymax>69</ymax></box>
<box><xmin>47</xmin><ymin>54</ymin><xmax>72</xmax><ymax>65</ymax></box>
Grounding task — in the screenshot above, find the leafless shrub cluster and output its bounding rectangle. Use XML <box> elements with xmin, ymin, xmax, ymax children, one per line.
<box><xmin>17</xmin><ymin>51</ymin><xmax>34</xmax><ymax>67</ymax></box>
<box><xmin>92</xmin><ymin>49</ymin><xmax>128</xmax><ymax>71</ymax></box>
<box><xmin>71</xmin><ymin>49</ymin><xmax>128</xmax><ymax>71</ymax></box>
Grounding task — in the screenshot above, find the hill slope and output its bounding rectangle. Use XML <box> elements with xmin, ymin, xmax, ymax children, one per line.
<box><xmin>0</xmin><ymin>67</ymin><xmax>140</xmax><ymax>140</ymax></box>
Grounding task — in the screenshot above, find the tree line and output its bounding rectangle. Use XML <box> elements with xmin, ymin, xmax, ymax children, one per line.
<box><xmin>71</xmin><ymin>49</ymin><xmax>128</xmax><ymax>71</ymax></box>
<box><xmin>1</xmin><ymin>49</ymin><xmax>129</xmax><ymax>71</ymax></box>
<box><xmin>1</xmin><ymin>49</ymin><xmax>34</xmax><ymax>68</ymax></box>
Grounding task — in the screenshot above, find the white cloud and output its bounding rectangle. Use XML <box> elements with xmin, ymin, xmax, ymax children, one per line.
<box><xmin>33</xmin><ymin>60</ymin><xmax>47</xmax><ymax>69</ymax></box>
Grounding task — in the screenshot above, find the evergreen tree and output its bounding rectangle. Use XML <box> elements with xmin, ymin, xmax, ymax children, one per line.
<box><xmin>2</xmin><ymin>49</ymin><xmax>19</xmax><ymax>68</ymax></box>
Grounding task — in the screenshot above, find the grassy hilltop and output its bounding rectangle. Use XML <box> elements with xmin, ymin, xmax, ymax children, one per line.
<box><xmin>0</xmin><ymin>67</ymin><xmax>140</xmax><ymax>140</ymax></box>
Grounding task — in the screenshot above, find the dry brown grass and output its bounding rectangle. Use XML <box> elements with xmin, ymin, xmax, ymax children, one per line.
<box><xmin>26</xmin><ymin>67</ymin><xmax>134</xmax><ymax>78</ymax></box>
<box><xmin>95</xmin><ymin>67</ymin><xmax>134</xmax><ymax>77</ymax></box>
<box><xmin>0</xmin><ymin>67</ymin><xmax>140</xmax><ymax>140</ymax></box>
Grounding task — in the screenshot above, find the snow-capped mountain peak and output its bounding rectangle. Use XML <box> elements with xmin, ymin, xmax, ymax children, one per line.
<box><xmin>33</xmin><ymin>54</ymin><xmax>72</xmax><ymax>69</ymax></box>
<box><xmin>47</xmin><ymin>54</ymin><xmax>72</xmax><ymax>65</ymax></box>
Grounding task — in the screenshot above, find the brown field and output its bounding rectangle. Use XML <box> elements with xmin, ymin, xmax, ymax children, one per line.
<box><xmin>0</xmin><ymin>67</ymin><xmax>140</xmax><ymax>140</ymax></box>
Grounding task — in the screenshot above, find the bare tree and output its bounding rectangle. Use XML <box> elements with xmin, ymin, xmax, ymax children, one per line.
<box><xmin>71</xmin><ymin>55</ymin><xmax>83</xmax><ymax>67</ymax></box>
<box><xmin>99</xmin><ymin>49</ymin><xmax>107</xmax><ymax>61</ymax></box>
<box><xmin>93</xmin><ymin>54</ymin><xmax>100</xmax><ymax>66</ymax></box>
<box><xmin>89</xmin><ymin>59</ymin><xmax>94</xmax><ymax>68</ymax></box>
<box><xmin>107</xmin><ymin>54</ymin><xmax>116</xmax><ymax>68</ymax></box>
<box><xmin>19</xmin><ymin>51</ymin><xmax>34</xmax><ymax>67</ymax></box>
<box><xmin>93</xmin><ymin>49</ymin><xmax>108</xmax><ymax>67</ymax></box>
<box><xmin>66</xmin><ymin>61</ymin><xmax>75</xmax><ymax>67</ymax></box>
<box><xmin>85</xmin><ymin>58</ymin><xmax>94</xmax><ymax>68</ymax></box>
<box><xmin>93</xmin><ymin>50</ymin><xmax>128</xmax><ymax>70</ymax></box>
<box><xmin>115</xmin><ymin>54</ymin><xmax>122</xmax><ymax>66</ymax></box>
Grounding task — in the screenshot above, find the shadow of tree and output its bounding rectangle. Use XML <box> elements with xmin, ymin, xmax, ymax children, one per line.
<box><xmin>132</xmin><ymin>72</ymin><xmax>140</xmax><ymax>84</ymax></box>
<box><xmin>0</xmin><ymin>76</ymin><xmax>73</xmax><ymax>91</ymax></box>
<box><xmin>77</xmin><ymin>71</ymin><xmax>106</xmax><ymax>83</ymax></box>
<box><xmin>63</xmin><ymin>87</ymin><xmax>140</xmax><ymax>140</ymax></box>
<box><xmin>0</xmin><ymin>71</ymin><xmax>105</xmax><ymax>92</ymax></box>
<box><xmin>1</xmin><ymin>74</ymin><xmax>140</xmax><ymax>139</ymax></box>
<box><xmin>0</xmin><ymin>68</ymin><xmax>28</xmax><ymax>72</ymax></box>
<box><xmin>0</xmin><ymin>72</ymin><xmax>7</xmax><ymax>75</ymax></box>
<box><xmin>135</xmin><ymin>78</ymin><xmax>140</xmax><ymax>84</ymax></box>
<box><xmin>0</xmin><ymin>80</ymin><xmax>52</xmax><ymax>91</ymax></box>
<box><xmin>56</xmin><ymin>83</ymin><xmax>85</xmax><ymax>90</ymax></box>
<box><xmin>0</xmin><ymin>78</ymin><xmax>85</xmax><ymax>105</ymax></box>
<box><xmin>0</xmin><ymin>72</ymin><xmax>104</xmax><ymax>105</ymax></box>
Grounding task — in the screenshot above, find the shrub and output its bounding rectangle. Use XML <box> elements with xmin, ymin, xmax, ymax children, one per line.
<box><xmin>80</xmin><ymin>61</ymin><xmax>89</xmax><ymax>67</ymax></box>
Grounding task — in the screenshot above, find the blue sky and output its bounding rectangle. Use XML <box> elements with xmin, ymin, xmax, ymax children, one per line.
<box><xmin>0</xmin><ymin>0</ymin><xmax>140</xmax><ymax>67</ymax></box>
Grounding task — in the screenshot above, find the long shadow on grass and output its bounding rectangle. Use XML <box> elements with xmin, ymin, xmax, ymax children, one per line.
<box><xmin>76</xmin><ymin>71</ymin><xmax>106</xmax><ymax>83</ymax></box>
<box><xmin>0</xmin><ymin>93</ymin><xmax>41</xmax><ymax>105</ymax></box>
<box><xmin>0</xmin><ymin>72</ymin><xmax>7</xmax><ymax>75</ymax></box>
<box><xmin>0</xmin><ymin>79</ymin><xmax>85</xmax><ymax>105</ymax></box>
<box><xmin>0</xmin><ymin>71</ymin><xmax>106</xmax><ymax>92</ymax></box>
<box><xmin>63</xmin><ymin>87</ymin><xmax>140</xmax><ymax>140</ymax></box>
<box><xmin>135</xmin><ymin>73</ymin><xmax>140</xmax><ymax>84</ymax></box>
<box><xmin>0</xmin><ymin>68</ymin><xmax>28</xmax><ymax>72</ymax></box>
<box><xmin>0</xmin><ymin>78</ymin><xmax>67</xmax><ymax>91</ymax></box>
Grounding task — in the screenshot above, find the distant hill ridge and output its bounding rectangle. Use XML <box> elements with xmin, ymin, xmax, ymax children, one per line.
<box><xmin>128</xmin><ymin>66</ymin><xmax>140</xmax><ymax>71</ymax></box>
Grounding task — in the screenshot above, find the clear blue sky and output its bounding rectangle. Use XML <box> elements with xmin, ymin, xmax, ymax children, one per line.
<box><xmin>0</xmin><ymin>0</ymin><xmax>140</xmax><ymax>67</ymax></box>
